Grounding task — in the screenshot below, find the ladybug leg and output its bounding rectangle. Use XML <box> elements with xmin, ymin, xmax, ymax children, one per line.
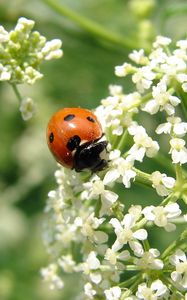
<box><xmin>74</xmin><ymin>141</ymin><xmax>108</xmax><ymax>172</ymax></box>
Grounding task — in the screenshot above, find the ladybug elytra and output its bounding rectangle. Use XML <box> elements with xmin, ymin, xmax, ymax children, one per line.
<box><xmin>47</xmin><ymin>107</ymin><xmax>108</xmax><ymax>172</ymax></box>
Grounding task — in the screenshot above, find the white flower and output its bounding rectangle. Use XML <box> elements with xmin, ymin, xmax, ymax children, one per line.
<box><xmin>45</xmin><ymin>189</ymin><xmax>65</xmax><ymax>217</ymax></box>
<box><xmin>84</xmin><ymin>251</ymin><xmax>101</xmax><ymax>272</ymax></box>
<box><xmin>55</xmin><ymin>167</ymin><xmax>83</xmax><ymax>194</ymax></box>
<box><xmin>149</xmin><ymin>48</ymin><xmax>168</xmax><ymax>68</ymax></box>
<box><xmin>105</xmin><ymin>248</ymin><xmax>130</xmax><ymax>265</ymax></box>
<box><xmin>151</xmin><ymin>171</ymin><xmax>175</xmax><ymax>196</ymax></box>
<box><xmin>42</xmin><ymin>39</ymin><xmax>63</xmax><ymax>60</ymax></box>
<box><xmin>19</xmin><ymin>97</ymin><xmax>36</xmax><ymax>121</ymax></box>
<box><xmin>103</xmin><ymin>151</ymin><xmax>136</xmax><ymax>188</ymax></box>
<box><xmin>80</xmin><ymin>213</ymin><xmax>108</xmax><ymax>244</ymax></box>
<box><xmin>97</xmin><ymin>94</ymin><xmax>123</xmax><ymax>135</ymax></box>
<box><xmin>0</xmin><ymin>17</ymin><xmax>63</xmax><ymax>86</ymax></box>
<box><xmin>58</xmin><ymin>255</ymin><xmax>76</xmax><ymax>273</ymax></box>
<box><xmin>132</xmin><ymin>66</ymin><xmax>155</xmax><ymax>93</ymax></box>
<box><xmin>121</xmin><ymin>92</ymin><xmax>141</xmax><ymax>112</ymax></box>
<box><xmin>176</xmin><ymin>40</ymin><xmax>187</xmax><ymax>50</ymax></box>
<box><xmin>24</xmin><ymin>66</ymin><xmax>43</xmax><ymax>84</ymax></box>
<box><xmin>104</xmin><ymin>286</ymin><xmax>121</xmax><ymax>300</ymax></box>
<box><xmin>156</xmin><ymin>116</ymin><xmax>187</xmax><ymax>137</ymax></box>
<box><xmin>95</xmin><ymin>86</ymin><xmax>139</xmax><ymax>139</ymax></box>
<box><xmin>55</xmin><ymin>221</ymin><xmax>79</xmax><ymax>246</ymax></box>
<box><xmin>142</xmin><ymin>78</ymin><xmax>180</xmax><ymax>115</ymax></box>
<box><xmin>109</xmin><ymin>85</ymin><xmax>123</xmax><ymax>96</ymax></box>
<box><xmin>15</xmin><ymin>17</ymin><xmax>35</xmax><ymax>32</ymax></box>
<box><xmin>0</xmin><ymin>26</ymin><xmax>9</xmax><ymax>42</ymax></box>
<box><xmin>182</xmin><ymin>82</ymin><xmax>187</xmax><ymax>92</ymax></box>
<box><xmin>170</xmin><ymin>249</ymin><xmax>187</xmax><ymax>289</ymax></box>
<box><xmin>84</xmin><ymin>282</ymin><xmax>96</xmax><ymax>299</ymax></box>
<box><xmin>41</xmin><ymin>263</ymin><xmax>64</xmax><ymax>290</ymax></box>
<box><xmin>176</xmin><ymin>73</ymin><xmax>187</xmax><ymax>83</ymax></box>
<box><xmin>169</xmin><ymin>138</ymin><xmax>187</xmax><ymax>164</ymax></box>
<box><xmin>115</xmin><ymin>63</ymin><xmax>134</xmax><ymax>77</ymax></box>
<box><xmin>136</xmin><ymin>280</ymin><xmax>168</xmax><ymax>299</ymax></box>
<box><xmin>83</xmin><ymin>175</ymin><xmax>118</xmax><ymax>216</ymax></box>
<box><xmin>129</xmin><ymin>49</ymin><xmax>148</xmax><ymax>65</ymax></box>
<box><xmin>0</xmin><ymin>64</ymin><xmax>11</xmax><ymax>81</ymax></box>
<box><xmin>134</xmin><ymin>248</ymin><xmax>164</xmax><ymax>270</ymax></box>
<box><xmin>176</xmin><ymin>73</ymin><xmax>187</xmax><ymax>92</ymax></box>
<box><xmin>142</xmin><ymin>203</ymin><xmax>181</xmax><ymax>231</ymax></box>
<box><xmin>128</xmin><ymin>124</ymin><xmax>159</xmax><ymax>162</ymax></box>
<box><xmin>79</xmin><ymin>252</ymin><xmax>102</xmax><ymax>286</ymax></box>
<box><xmin>112</xmin><ymin>119</ymin><xmax>123</xmax><ymax>136</ymax></box>
<box><xmin>128</xmin><ymin>205</ymin><xmax>142</xmax><ymax>221</ymax></box>
<box><xmin>153</xmin><ymin>36</ymin><xmax>172</xmax><ymax>48</ymax></box>
<box><xmin>110</xmin><ymin>213</ymin><xmax>147</xmax><ymax>255</ymax></box>
<box><xmin>161</xmin><ymin>56</ymin><xmax>186</xmax><ymax>76</ymax></box>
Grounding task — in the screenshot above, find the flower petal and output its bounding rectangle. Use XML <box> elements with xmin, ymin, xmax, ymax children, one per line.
<box><xmin>133</xmin><ymin>229</ymin><xmax>148</xmax><ymax>240</ymax></box>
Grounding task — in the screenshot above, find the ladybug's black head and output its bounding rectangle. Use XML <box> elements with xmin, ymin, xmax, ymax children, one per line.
<box><xmin>73</xmin><ymin>140</ymin><xmax>108</xmax><ymax>172</ymax></box>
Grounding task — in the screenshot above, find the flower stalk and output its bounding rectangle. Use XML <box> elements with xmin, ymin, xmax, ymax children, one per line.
<box><xmin>42</xmin><ymin>0</ymin><xmax>146</xmax><ymax>51</ymax></box>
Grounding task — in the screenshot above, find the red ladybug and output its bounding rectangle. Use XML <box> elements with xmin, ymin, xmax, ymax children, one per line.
<box><xmin>47</xmin><ymin>107</ymin><xmax>108</xmax><ymax>172</ymax></box>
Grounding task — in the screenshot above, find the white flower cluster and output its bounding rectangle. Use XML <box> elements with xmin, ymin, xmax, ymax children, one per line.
<box><xmin>19</xmin><ymin>97</ymin><xmax>36</xmax><ymax>121</ymax></box>
<box><xmin>0</xmin><ymin>17</ymin><xmax>63</xmax><ymax>85</ymax></box>
<box><xmin>42</xmin><ymin>36</ymin><xmax>187</xmax><ymax>299</ymax></box>
<box><xmin>0</xmin><ymin>17</ymin><xmax>63</xmax><ymax>121</ymax></box>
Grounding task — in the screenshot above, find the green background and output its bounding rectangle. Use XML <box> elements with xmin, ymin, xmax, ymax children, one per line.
<box><xmin>0</xmin><ymin>0</ymin><xmax>186</xmax><ymax>299</ymax></box>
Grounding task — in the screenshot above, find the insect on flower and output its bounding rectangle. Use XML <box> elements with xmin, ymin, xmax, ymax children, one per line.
<box><xmin>47</xmin><ymin>107</ymin><xmax>108</xmax><ymax>172</ymax></box>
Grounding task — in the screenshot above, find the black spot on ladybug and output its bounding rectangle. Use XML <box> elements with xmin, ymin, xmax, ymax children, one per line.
<box><xmin>49</xmin><ymin>132</ymin><xmax>54</xmax><ymax>143</ymax></box>
<box><xmin>64</xmin><ymin>114</ymin><xmax>75</xmax><ymax>121</ymax></box>
<box><xmin>67</xmin><ymin>135</ymin><xmax>81</xmax><ymax>151</ymax></box>
<box><xmin>87</xmin><ymin>116</ymin><xmax>95</xmax><ymax>123</ymax></box>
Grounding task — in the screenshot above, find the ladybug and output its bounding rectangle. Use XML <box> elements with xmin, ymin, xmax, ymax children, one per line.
<box><xmin>47</xmin><ymin>107</ymin><xmax>108</xmax><ymax>172</ymax></box>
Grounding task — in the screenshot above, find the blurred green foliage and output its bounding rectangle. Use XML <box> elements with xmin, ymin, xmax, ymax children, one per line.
<box><xmin>0</xmin><ymin>0</ymin><xmax>187</xmax><ymax>299</ymax></box>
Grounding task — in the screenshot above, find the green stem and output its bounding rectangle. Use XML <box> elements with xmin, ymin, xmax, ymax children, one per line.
<box><xmin>163</xmin><ymin>268</ymin><xmax>174</xmax><ymax>273</ymax></box>
<box><xmin>174</xmin><ymin>164</ymin><xmax>187</xmax><ymax>203</ymax></box>
<box><xmin>161</xmin><ymin>193</ymin><xmax>178</xmax><ymax>206</ymax></box>
<box><xmin>133</xmin><ymin>167</ymin><xmax>152</xmax><ymax>188</ymax></box>
<box><xmin>153</xmin><ymin>152</ymin><xmax>175</xmax><ymax>175</ymax></box>
<box><xmin>154</xmin><ymin>152</ymin><xmax>187</xmax><ymax>179</ymax></box>
<box><xmin>121</xmin><ymin>275</ymin><xmax>142</xmax><ymax>299</ymax></box>
<box><xmin>141</xmin><ymin>92</ymin><xmax>152</xmax><ymax>104</ymax></box>
<box><xmin>175</xmin><ymin>82</ymin><xmax>187</xmax><ymax>119</ymax></box>
<box><xmin>80</xmin><ymin>172</ymin><xmax>92</xmax><ymax>182</ymax></box>
<box><xmin>162</xmin><ymin>3</ymin><xmax>187</xmax><ymax>19</ymax></box>
<box><xmin>125</xmin><ymin>265</ymin><xmax>140</xmax><ymax>271</ymax></box>
<box><xmin>180</xmin><ymin>97</ymin><xmax>187</xmax><ymax>120</ymax></box>
<box><xmin>42</xmin><ymin>0</ymin><xmax>144</xmax><ymax>50</ymax></box>
<box><xmin>175</xmin><ymin>163</ymin><xmax>184</xmax><ymax>183</ymax></box>
<box><xmin>172</xmin><ymin>216</ymin><xmax>187</xmax><ymax>224</ymax></box>
<box><xmin>134</xmin><ymin>217</ymin><xmax>147</xmax><ymax>231</ymax></box>
<box><xmin>182</xmin><ymin>193</ymin><xmax>187</xmax><ymax>204</ymax></box>
<box><xmin>11</xmin><ymin>83</ymin><xmax>23</xmax><ymax>102</ymax></box>
<box><xmin>161</xmin><ymin>274</ymin><xmax>185</xmax><ymax>298</ymax></box>
<box><xmin>163</xmin><ymin>45</ymin><xmax>172</xmax><ymax>56</ymax></box>
<box><xmin>119</xmin><ymin>273</ymin><xmax>140</xmax><ymax>288</ymax></box>
<box><xmin>161</xmin><ymin>228</ymin><xmax>187</xmax><ymax>260</ymax></box>
<box><xmin>143</xmin><ymin>239</ymin><xmax>150</xmax><ymax>251</ymax></box>
<box><xmin>111</xmin><ymin>201</ymin><xmax>124</xmax><ymax>221</ymax></box>
<box><xmin>115</xmin><ymin>130</ymin><xmax>128</xmax><ymax>152</ymax></box>
<box><xmin>95</xmin><ymin>196</ymin><xmax>101</xmax><ymax>218</ymax></box>
<box><xmin>106</xmin><ymin>126</ymin><xmax>114</xmax><ymax>145</ymax></box>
